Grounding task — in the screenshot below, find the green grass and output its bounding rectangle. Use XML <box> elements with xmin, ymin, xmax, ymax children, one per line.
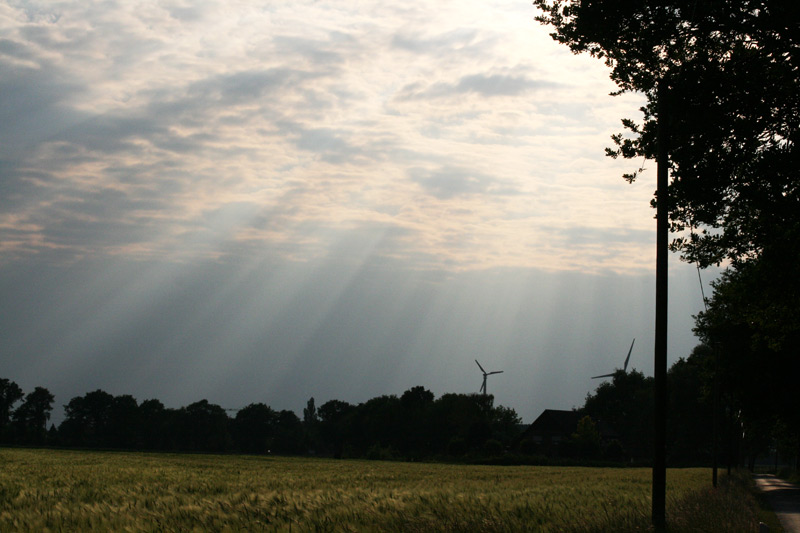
<box><xmin>0</xmin><ymin>448</ymin><xmax>761</xmax><ymax>532</ymax></box>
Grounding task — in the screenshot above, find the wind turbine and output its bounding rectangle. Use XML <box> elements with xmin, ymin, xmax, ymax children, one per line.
<box><xmin>591</xmin><ymin>338</ymin><xmax>636</xmax><ymax>379</ymax></box>
<box><xmin>475</xmin><ymin>360</ymin><xmax>503</xmax><ymax>395</ymax></box>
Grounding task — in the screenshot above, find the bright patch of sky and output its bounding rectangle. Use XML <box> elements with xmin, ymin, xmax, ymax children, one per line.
<box><xmin>0</xmin><ymin>0</ymin><xmax>716</xmax><ymax>423</ymax></box>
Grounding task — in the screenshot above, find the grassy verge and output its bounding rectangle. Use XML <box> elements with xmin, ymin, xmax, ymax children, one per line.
<box><xmin>663</xmin><ymin>470</ymin><xmax>778</xmax><ymax>533</ymax></box>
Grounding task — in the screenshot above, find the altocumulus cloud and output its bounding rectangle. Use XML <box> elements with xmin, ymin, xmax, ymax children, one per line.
<box><xmin>409</xmin><ymin>166</ymin><xmax>520</xmax><ymax>200</ymax></box>
<box><xmin>397</xmin><ymin>71</ymin><xmax>558</xmax><ymax>101</ymax></box>
<box><xmin>0</xmin><ymin>0</ymin><xmax>650</xmax><ymax>273</ymax></box>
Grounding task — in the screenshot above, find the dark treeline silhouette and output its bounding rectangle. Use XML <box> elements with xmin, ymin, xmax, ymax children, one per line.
<box><xmin>55</xmin><ymin>391</ymin><xmax>307</xmax><ymax>454</ymax></box>
<box><xmin>540</xmin><ymin>344</ymin><xmax>796</xmax><ymax>472</ymax></box>
<box><xmin>0</xmin><ymin>380</ymin><xmax>522</xmax><ymax>460</ymax></box>
<box><xmin>517</xmin><ymin>349</ymin><xmax>719</xmax><ymax>466</ymax></box>
<box><xmin>0</xmin><ymin>352</ymin><xmax>747</xmax><ymax>467</ymax></box>
<box><xmin>2</xmin><ymin>343</ymin><xmax>795</xmax><ymax>469</ymax></box>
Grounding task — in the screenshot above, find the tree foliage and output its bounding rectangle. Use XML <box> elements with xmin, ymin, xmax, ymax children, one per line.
<box><xmin>12</xmin><ymin>386</ymin><xmax>54</xmax><ymax>445</ymax></box>
<box><xmin>571</xmin><ymin>415</ymin><xmax>602</xmax><ymax>459</ymax></box>
<box><xmin>667</xmin><ymin>347</ymin><xmax>715</xmax><ymax>464</ymax></box>
<box><xmin>233</xmin><ymin>403</ymin><xmax>277</xmax><ymax>454</ymax></box>
<box><xmin>578</xmin><ymin>352</ymin><xmax>718</xmax><ymax>464</ymax></box>
<box><xmin>31</xmin><ymin>384</ymin><xmax>520</xmax><ymax>460</ymax></box>
<box><xmin>695</xmin><ymin>259</ymin><xmax>800</xmax><ymax>464</ymax></box>
<box><xmin>535</xmin><ymin>0</ymin><xmax>799</xmax><ymax>267</ymax></box>
<box><xmin>0</xmin><ymin>378</ymin><xmax>23</xmax><ymax>441</ymax></box>
<box><xmin>583</xmin><ymin>370</ymin><xmax>654</xmax><ymax>460</ymax></box>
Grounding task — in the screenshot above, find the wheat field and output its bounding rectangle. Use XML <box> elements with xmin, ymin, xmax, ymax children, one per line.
<box><xmin>0</xmin><ymin>448</ymin><xmax>758</xmax><ymax>532</ymax></box>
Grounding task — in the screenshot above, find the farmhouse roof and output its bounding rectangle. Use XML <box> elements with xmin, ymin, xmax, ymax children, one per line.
<box><xmin>529</xmin><ymin>409</ymin><xmax>581</xmax><ymax>435</ymax></box>
<box><xmin>524</xmin><ymin>409</ymin><xmax>619</xmax><ymax>441</ymax></box>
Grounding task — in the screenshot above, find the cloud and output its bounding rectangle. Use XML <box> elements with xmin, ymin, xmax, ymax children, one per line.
<box><xmin>165</xmin><ymin>4</ymin><xmax>206</xmax><ymax>22</ymax></box>
<box><xmin>390</xmin><ymin>28</ymin><xmax>483</xmax><ymax>55</ymax></box>
<box><xmin>549</xmin><ymin>225</ymin><xmax>653</xmax><ymax>248</ymax></box>
<box><xmin>409</xmin><ymin>166</ymin><xmax>518</xmax><ymax>200</ymax></box>
<box><xmin>0</xmin><ymin>0</ymin><xmax>651</xmax><ymax>274</ymax></box>
<box><xmin>273</xmin><ymin>120</ymin><xmax>373</xmax><ymax>165</ymax></box>
<box><xmin>272</xmin><ymin>34</ymin><xmax>350</xmax><ymax>68</ymax></box>
<box><xmin>186</xmin><ymin>68</ymin><xmax>317</xmax><ymax>105</ymax></box>
<box><xmin>0</xmin><ymin>37</ymin><xmax>37</xmax><ymax>62</ymax></box>
<box><xmin>397</xmin><ymin>72</ymin><xmax>559</xmax><ymax>101</ymax></box>
<box><xmin>0</xmin><ymin>61</ymin><xmax>84</xmax><ymax>154</ymax></box>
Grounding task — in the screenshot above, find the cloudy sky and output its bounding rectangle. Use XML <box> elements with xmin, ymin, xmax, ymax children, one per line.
<box><xmin>0</xmin><ymin>0</ymin><xmax>718</xmax><ymax>424</ymax></box>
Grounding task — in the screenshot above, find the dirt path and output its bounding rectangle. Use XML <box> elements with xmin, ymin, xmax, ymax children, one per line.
<box><xmin>754</xmin><ymin>474</ymin><xmax>800</xmax><ymax>532</ymax></box>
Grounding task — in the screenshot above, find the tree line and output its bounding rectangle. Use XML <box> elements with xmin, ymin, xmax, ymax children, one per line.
<box><xmin>7</xmin><ymin>341</ymin><xmax>790</xmax><ymax>469</ymax></box>
<box><xmin>0</xmin><ymin>380</ymin><xmax>523</xmax><ymax>460</ymax></box>
<box><xmin>571</xmin><ymin>346</ymin><xmax>773</xmax><ymax>469</ymax></box>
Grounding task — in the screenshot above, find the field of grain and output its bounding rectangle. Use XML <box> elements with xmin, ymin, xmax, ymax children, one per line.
<box><xmin>0</xmin><ymin>448</ymin><xmax>757</xmax><ymax>532</ymax></box>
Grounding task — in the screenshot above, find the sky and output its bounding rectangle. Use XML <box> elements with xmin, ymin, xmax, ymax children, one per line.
<box><xmin>0</xmin><ymin>0</ymin><xmax>720</xmax><ymax>424</ymax></box>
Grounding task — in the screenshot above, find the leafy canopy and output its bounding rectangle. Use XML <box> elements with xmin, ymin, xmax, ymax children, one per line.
<box><xmin>535</xmin><ymin>0</ymin><xmax>799</xmax><ymax>267</ymax></box>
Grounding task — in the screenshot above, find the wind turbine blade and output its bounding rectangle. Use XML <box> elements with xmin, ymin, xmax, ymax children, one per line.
<box><xmin>475</xmin><ymin>360</ymin><xmax>486</xmax><ymax>373</ymax></box>
<box><xmin>488</xmin><ymin>371</ymin><xmax>503</xmax><ymax>375</ymax></box>
<box><xmin>623</xmin><ymin>338</ymin><xmax>635</xmax><ymax>372</ymax></box>
<box><xmin>591</xmin><ymin>373</ymin><xmax>615</xmax><ymax>379</ymax></box>
<box><xmin>480</xmin><ymin>380</ymin><xmax>486</xmax><ymax>393</ymax></box>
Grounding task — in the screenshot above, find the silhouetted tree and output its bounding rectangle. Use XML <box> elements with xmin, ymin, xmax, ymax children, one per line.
<box><xmin>303</xmin><ymin>397</ymin><xmax>317</xmax><ymax>425</ymax></box>
<box><xmin>399</xmin><ymin>386</ymin><xmax>435</xmax><ymax>458</ymax></box>
<box><xmin>571</xmin><ymin>415</ymin><xmax>602</xmax><ymax>459</ymax></box>
<box><xmin>0</xmin><ymin>378</ymin><xmax>23</xmax><ymax>443</ymax></box>
<box><xmin>59</xmin><ymin>389</ymin><xmax>116</xmax><ymax>447</ymax></box>
<box><xmin>273</xmin><ymin>410</ymin><xmax>304</xmax><ymax>454</ymax></box>
<box><xmin>139</xmin><ymin>399</ymin><xmax>170</xmax><ymax>450</ymax></box>
<box><xmin>695</xmin><ymin>256</ymin><xmax>800</xmax><ymax>469</ymax></box>
<box><xmin>401</xmin><ymin>386</ymin><xmax>434</xmax><ymax>410</ymax></box>
<box><xmin>12</xmin><ymin>386</ymin><xmax>54</xmax><ymax>445</ymax></box>
<box><xmin>430</xmin><ymin>393</ymin><xmax>496</xmax><ymax>455</ymax></box>
<box><xmin>351</xmin><ymin>395</ymin><xmax>401</xmax><ymax>457</ymax></box>
<box><xmin>317</xmin><ymin>399</ymin><xmax>355</xmax><ymax>458</ymax></box>
<box><xmin>582</xmin><ymin>370</ymin><xmax>654</xmax><ymax>460</ymax></box>
<box><xmin>109</xmin><ymin>394</ymin><xmax>140</xmax><ymax>448</ymax></box>
<box><xmin>302</xmin><ymin>397</ymin><xmax>318</xmax><ymax>453</ymax></box>
<box><xmin>667</xmin><ymin>347</ymin><xmax>714</xmax><ymax>464</ymax></box>
<box><xmin>234</xmin><ymin>403</ymin><xmax>276</xmax><ymax>454</ymax></box>
<box><xmin>177</xmin><ymin>400</ymin><xmax>231</xmax><ymax>452</ymax></box>
<box><xmin>490</xmin><ymin>404</ymin><xmax>522</xmax><ymax>448</ymax></box>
